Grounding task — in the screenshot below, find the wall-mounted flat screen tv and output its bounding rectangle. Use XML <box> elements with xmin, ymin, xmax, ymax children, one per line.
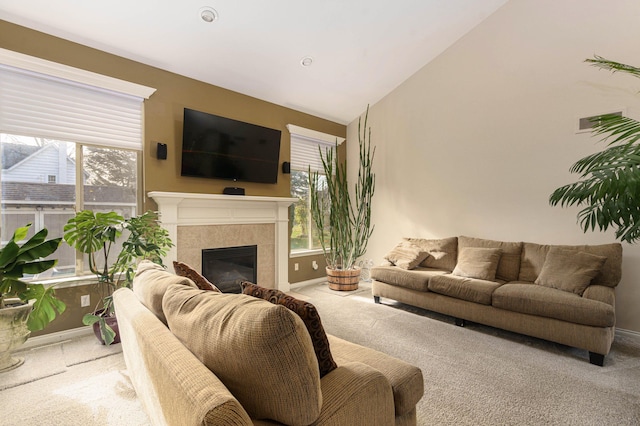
<box><xmin>181</xmin><ymin>108</ymin><xmax>282</xmax><ymax>184</ymax></box>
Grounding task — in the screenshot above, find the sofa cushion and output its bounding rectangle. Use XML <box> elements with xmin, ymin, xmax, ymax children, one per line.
<box><xmin>452</xmin><ymin>247</ymin><xmax>502</xmax><ymax>281</ymax></box>
<box><xmin>519</xmin><ymin>242</ymin><xmax>622</xmax><ymax>288</ymax></box>
<box><xmin>240</xmin><ymin>282</ymin><xmax>337</xmax><ymax>378</ymax></box>
<box><xmin>404</xmin><ymin>237</ymin><xmax>458</xmax><ymax>271</ymax></box>
<box><xmin>371</xmin><ymin>265</ymin><xmax>449</xmax><ymax>292</ymax></box>
<box><xmin>163</xmin><ymin>285</ymin><xmax>322</xmax><ymax>425</ymax></box>
<box><xmin>428</xmin><ymin>273</ymin><xmax>503</xmax><ymax>305</ymax></box>
<box><xmin>132</xmin><ymin>260</ymin><xmax>197</xmax><ymax>324</ymax></box>
<box><xmin>458</xmin><ymin>236</ymin><xmax>523</xmax><ymax>282</ymax></box>
<box><xmin>384</xmin><ymin>240</ymin><xmax>429</xmax><ymax>270</ymax></box>
<box><xmin>173</xmin><ymin>261</ymin><xmax>220</xmax><ymax>292</ymax></box>
<box><xmin>492</xmin><ymin>283</ymin><xmax>615</xmax><ymax>327</ymax></box>
<box><xmin>534</xmin><ymin>247</ymin><xmax>607</xmax><ymax>296</ymax></box>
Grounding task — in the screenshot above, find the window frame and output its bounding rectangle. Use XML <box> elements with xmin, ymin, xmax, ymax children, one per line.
<box><xmin>0</xmin><ymin>49</ymin><xmax>154</xmax><ymax>284</ymax></box>
<box><xmin>287</xmin><ymin>124</ymin><xmax>345</xmax><ymax>256</ymax></box>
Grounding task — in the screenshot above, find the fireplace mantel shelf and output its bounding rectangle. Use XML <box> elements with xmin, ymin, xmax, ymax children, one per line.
<box><xmin>148</xmin><ymin>191</ymin><xmax>297</xmax><ymax>291</ymax></box>
<box><xmin>148</xmin><ymin>191</ymin><xmax>297</xmax><ymax>205</ymax></box>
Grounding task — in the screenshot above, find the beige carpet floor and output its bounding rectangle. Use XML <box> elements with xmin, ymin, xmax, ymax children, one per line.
<box><xmin>1</xmin><ymin>282</ymin><xmax>639</xmax><ymax>425</ymax></box>
<box><xmin>0</xmin><ymin>336</ymin><xmax>149</xmax><ymax>426</ymax></box>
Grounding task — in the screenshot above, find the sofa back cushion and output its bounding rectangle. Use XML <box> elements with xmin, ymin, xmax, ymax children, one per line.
<box><xmin>519</xmin><ymin>242</ymin><xmax>623</xmax><ymax>288</ymax></box>
<box><xmin>451</xmin><ymin>247</ymin><xmax>502</xmax><ymax>281</ymax></box>
<box><xmin>240</xmin><ymin>282</ymin><xmax>337</xmax><ymax>378</ymax></box>
<box><xmin>132</xmin><ymin>260</ymin><xmax>197</xmax><ymax>324</ymax></box>
<box><xmin>163</xmin><ymin>285</ymin><xmax>322</xmax><ymax>425</ymax></box>
<box><xmin>404</xmin><ymin>236</ymin><xmax>458</xmax><ymax>271</ymax></box>
<box><xmin>458</xmin><ymin>236</ymin><xmax>523</xmax><ymax>282</ymax></box>
<box><xmin>534</xmin><ymin>247</ymin><xmax>607</xmax><ymax>295</ymax></box>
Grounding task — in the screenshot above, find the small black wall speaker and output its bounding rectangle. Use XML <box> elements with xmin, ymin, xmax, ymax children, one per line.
<box><xmin>223</xmin><ymin>187</ymin><xmax>245</xmax><ymax>196</ymax></box>
<box><xmin>156</xmin><ymin>142</ymin><xmax>167</xmax><ymax>160</ymax></box>
<box><xmin>282</xmin><ymin>161</ymin><xmax>291</xmax><ymax>174</ymax></box>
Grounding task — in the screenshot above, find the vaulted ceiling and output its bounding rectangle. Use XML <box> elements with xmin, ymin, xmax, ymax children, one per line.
<box><xmin>0</xmin><ymin>1</ymin><xmax>509</xmax><ymax>124</ymax></box>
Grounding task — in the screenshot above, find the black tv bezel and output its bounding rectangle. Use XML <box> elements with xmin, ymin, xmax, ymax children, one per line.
<box><xmin>180</xmin><ymin>108</ymin><xmax>282</xmax><ymax>184</ymax></box>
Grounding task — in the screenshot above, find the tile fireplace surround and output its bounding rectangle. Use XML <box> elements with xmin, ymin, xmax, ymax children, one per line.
<box><xmin>148</xmin><ymin>191</ymin><xmax>297</xmax><ymax>292</ymax></box>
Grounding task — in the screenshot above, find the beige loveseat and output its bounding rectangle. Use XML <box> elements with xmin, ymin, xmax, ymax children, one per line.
<box><xmin>371</xmin><ymin>236</ymin><xmax>623</xmax><ymax>366</ymax></box>
<box><xmin>113</xmin><ymin>261</ymin><xmax>424</xmax><ymax>425</ymax></box>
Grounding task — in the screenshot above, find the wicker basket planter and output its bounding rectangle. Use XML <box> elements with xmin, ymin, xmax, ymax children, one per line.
<box><xmin>326</xmin><ymin>266</ymin><xmax>361</xmax><ymax>291</ymax></box>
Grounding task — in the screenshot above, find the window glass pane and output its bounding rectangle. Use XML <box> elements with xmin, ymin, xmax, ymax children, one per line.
<box><xmin>290</xmin><ymin>170</ymin><xmax>310</xmax><ymax>251</ymax></box>
<box><xmin>1</xmin><ymin>134</ymin><xmax>77</xmax><ymax>278</ymax></box>
<box><xmin>82</xmin><ymin>146</ymin><xmax>137</xmax><ymax>275</ymax></box>
<box><xmin>290</xmin><ymin>170</ymin><xmax>328</xmax><ymax>252</ymax></box>
<box><xmin>0</xmin><ymin>135</ymin><xmax>139</xmax><ymax>279</ymax></box>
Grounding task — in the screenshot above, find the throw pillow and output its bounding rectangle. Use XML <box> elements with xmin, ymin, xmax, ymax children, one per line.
<box><xmin>384</xmin><ymin>240</ymin><xmax>429</xmax><ymax>269</ymax></box>
<box><xmin>132</xmin><ymin>260</ymin><xmax>197</xmax><ymax>324</ymax></box>
<box><xmin>404</xmin><ymin>236</ymin><xmax>458</xmax><ymax>271</ymax></box>
<box><xmin>240</xmin><ymin>282</ymin><xmax>337</xmax><ymax>378</ymax></box>
<box><xmin>173</xmin><ymin>261</ymin><xmax>221</xmax><ymax>292</ymax></box>
<box><xmin>452</xmin><ymin>247</ymin><xmax>502</xmax><ymax>281</ymax></box>
<box><xmin>534</xmin><ymin>247</ymin><xmax>607</xmax><ymax>296</ymax></box>
<box><xmin>163</xmin><ymin>285</ymin><xmax>322</xmax><ymax>425</ymax></box>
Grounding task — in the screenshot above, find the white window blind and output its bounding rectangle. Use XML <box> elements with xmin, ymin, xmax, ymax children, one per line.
<box><xmin>290</xmin><ymin>133</ymin><xmax>337</xmax><ymax>173</ymax></box>
<box><xmin>287</xmin><ymin>124</ymin><xmax>345</xmax><ymax>172</ymax></box>
<box><xmin>0</xmin><ymin>64</ymin><xmax>144</xmax><ymax>150</ymax></box>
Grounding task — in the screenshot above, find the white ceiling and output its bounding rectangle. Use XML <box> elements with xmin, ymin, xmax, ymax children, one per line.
<box><xmin>0</xmin><ymin>1</ymin><xmax>508</xmax><ymax>124</ymax></box>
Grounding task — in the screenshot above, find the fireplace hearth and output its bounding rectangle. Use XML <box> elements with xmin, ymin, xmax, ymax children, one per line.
<box><xmin>202</xmin><ymin>245</ymin><xmax>257</xmax><ymax>293</ymax></box>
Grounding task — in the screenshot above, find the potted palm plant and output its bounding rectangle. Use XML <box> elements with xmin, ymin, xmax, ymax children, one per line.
<box><xmin>0</xmin><ymin>223</ymin><xmax>65</xmax><ymax>372</ymax></box>
<box><xmin>550</xmin><ymin>56</ymin><xmax>640</xmax><ymax>244</ymax></box>
<box><xmin>309</xmin><ymin>107</ymin><xmax>376</xmax><ymax>290</ymax></box>
<box><xmin>63</xmin><ymin>210</ymin><xmax>173</xmax><ymax>345</ymax></box>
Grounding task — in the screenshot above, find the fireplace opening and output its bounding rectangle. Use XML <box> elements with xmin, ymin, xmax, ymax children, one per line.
<box><xmin>202</xmin><ymin>245</ymin><xmax>257</xmax><ymax>293</ymax></box>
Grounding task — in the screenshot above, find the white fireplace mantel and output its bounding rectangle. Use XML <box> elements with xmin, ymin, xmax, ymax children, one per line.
<box><xmin>148</xmin><ymin>191</ymin><xmax>297</xmax><ymax>291</ymax></box>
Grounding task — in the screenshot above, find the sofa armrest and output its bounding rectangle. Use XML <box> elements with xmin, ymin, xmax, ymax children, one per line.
<box><xmin>583</xmin><ymin>285</ymin><xmax>615</xmax><ymax>306</ymax></box>
<box><xmin>315</xmin><ymin>361</ymin><xmax>395</xmax><ymax>425</ymax></box>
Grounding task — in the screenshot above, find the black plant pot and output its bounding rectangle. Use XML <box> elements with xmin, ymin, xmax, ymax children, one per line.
<box><xmin>91</xmin><ymin>311</ymin><xmax>121</xmax><ymax>345</ymax></box>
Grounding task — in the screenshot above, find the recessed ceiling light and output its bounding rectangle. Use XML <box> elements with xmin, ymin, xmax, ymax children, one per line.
<box><xmin>199</xmin><ymin>7</ymin><xmax>218</xmax><ymax>23</ymax></box>
<box><xmin>300</xmin><ymin>56</ymin><xmax>313</xmax><ymax>67</ymax></box>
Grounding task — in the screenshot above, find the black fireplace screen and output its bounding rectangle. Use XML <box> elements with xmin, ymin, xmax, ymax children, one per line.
<box><xmin>202</xmin><ymin>245</ymin><xmax>257</xmax><ymax>293</ymax></box>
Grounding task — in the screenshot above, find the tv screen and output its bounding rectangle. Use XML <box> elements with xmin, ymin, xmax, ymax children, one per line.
<box><xmin>181</xmin><ymin>108</ymin><xmax>282</xmax><ymax>184</ymax></box>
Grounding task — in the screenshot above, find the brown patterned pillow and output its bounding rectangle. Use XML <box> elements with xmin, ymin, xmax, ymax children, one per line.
<box><xmin>173</xmin><ymin>261</ymin><xmax>220</xmax><ymax>292</ymax></box>
<box><xmin>241</xmin><ymin>282</ymin><xmax>337</xmax><ymax>378</ymax></box>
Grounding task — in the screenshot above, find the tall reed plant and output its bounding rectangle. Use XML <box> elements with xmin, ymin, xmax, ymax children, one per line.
<box><xmin>309</xmin><ymin>107</ymin><xmax>375</xmax><ymax>270</ymax></box>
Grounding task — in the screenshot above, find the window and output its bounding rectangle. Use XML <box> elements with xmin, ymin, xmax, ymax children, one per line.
<box><xmin>288</xmin><ymin>125</ymin><xmax>344</xmax><ymax>254</ymax></box>
<box><xmin>0</xmin><ymin>49</ymin><xmax>155</xmax><ymax>279</ymax></box>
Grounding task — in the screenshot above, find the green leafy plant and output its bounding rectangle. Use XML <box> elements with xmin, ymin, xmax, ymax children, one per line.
<box><xmin>0</xmin><ymin>224</ymin><xmax>65</xmax><ymax>331</ymax></box>
<box><xmin>63</xmin><ymin>210</ymin><xmax>173</xmax><ymax>344</ymax></box>
<box><xmin>309</xmin><ymin>106</ymin><xmax>376</xmax><ymax>270</ymax></box>
<box><xmin>550</xmin><ymin>56</ymin><xmax>640</xmax><ymax>244</ymax></box>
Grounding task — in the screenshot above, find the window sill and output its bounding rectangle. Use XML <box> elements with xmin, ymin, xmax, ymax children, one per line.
<box><xmin>31</xmin><ymin>274</ymin><xmax>98</xmax><ymax>289</ymax></box>
<box><xmin>290</xmin><ymin>249</ymin><xmax>326</xmax><ymax>258</ymax></box>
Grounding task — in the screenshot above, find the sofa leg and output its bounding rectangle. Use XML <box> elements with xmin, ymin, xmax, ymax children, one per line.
<box><xmin>373</xmin><ymin>296</ymin><xmax>381</xmax><ymax>304</ymax></box>
<box><xmin>589</xmin><ymin>352</ymin><xmax>605</xmax><ymax>366</ymax></box>
<box><xmin>455</xmin><ymin>318</ymin><xmax>466</xmax><ymax>327</ymax></box>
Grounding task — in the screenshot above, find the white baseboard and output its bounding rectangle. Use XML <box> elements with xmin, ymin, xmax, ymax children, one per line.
<box><xmin>616</xmin><ymin>327</ymin><xmax>640</xmax><ymax>341</ymax></box>
<box><xmin>22</xmin><ymin>326</ymin><xmax>93</xmax><ymax>350</ymax></box>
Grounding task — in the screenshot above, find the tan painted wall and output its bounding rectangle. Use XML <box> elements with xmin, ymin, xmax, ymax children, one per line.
<box><xmin>1</xmin><ymin>20</ymin><xmax>345</xmax><ymax>334</ymax></box>
<box><xmin>347</xmin><ymin>0</ymin><xmax>640</xmax><ymax>332</ymax></box>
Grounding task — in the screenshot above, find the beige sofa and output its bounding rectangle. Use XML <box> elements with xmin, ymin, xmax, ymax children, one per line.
<box><xmin>372</xmin><ymin>236</ymin><xmax>623</xmax><ymax>366</ymax></box>
<box><xmin>113</xmin><ymin>261</ymin><xmax>424</xmax><ymax>426</ymax></box>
